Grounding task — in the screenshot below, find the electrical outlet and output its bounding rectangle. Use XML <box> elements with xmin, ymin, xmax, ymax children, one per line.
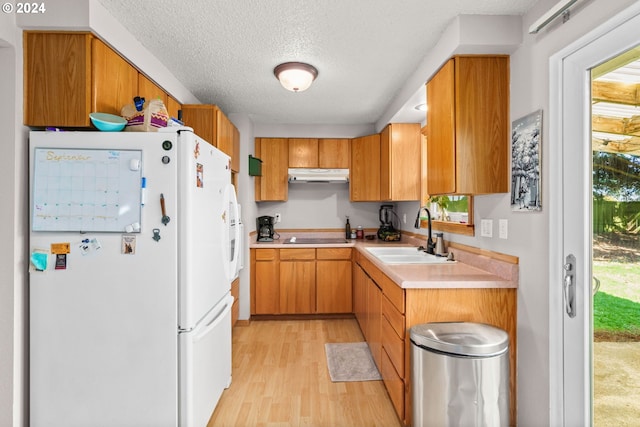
<box><xmin>275</xmin><ymin>213</ymin><xmax>281</xmax><ymax>223</ymax></box>
<box><xmin>499</xmin><ymin>219</ymin><xmax>508</xmax><ymax>239</ymax></box>
<box><xmin>480</xmin><ymin>219</ymin><xmax>493</xmax><ymax>238</ymax></box>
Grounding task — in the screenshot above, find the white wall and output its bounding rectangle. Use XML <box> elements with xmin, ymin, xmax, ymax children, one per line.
<box><xmin>0</xmin><ymin>10</ymin><xmax>27</xmax><ymax>427</ymax></box>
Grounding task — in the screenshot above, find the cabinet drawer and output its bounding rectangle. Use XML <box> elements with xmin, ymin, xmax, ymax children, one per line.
<box><xmin>280</xmin><ymin>248</ymin><xmax>315</xmax><ymax>260</ymax></box>
<box><xmin>379</xmin><ymin>273</ymin><xmax>405</xmax><ymax>314</ymax></box>
<box><xmin>381</xmin><ymin>348</ymin><xmax>405</xmax><ymax>421</ymax></box>
<box><xmin>382</xmin><ymin>295</ymin><xmax>405</xmax><ymax>339</ymax></box>
<box><xmin>316</xmin><ymin>247</ymin><xmax>352</xmax><ymax>260</ymax></box>
<box><xmin>381</xmin><ymin>315</ymin><xmax>404</xmax><ymax>378</ymax></box>
<box><xmin>255</xmin><ymin>249</ymin><xmax>277</xmax><ymax>261</ymax></box>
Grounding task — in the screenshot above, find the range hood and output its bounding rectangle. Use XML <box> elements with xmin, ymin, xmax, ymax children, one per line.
<box><xmin>288</xmin><ymin>168</ymin><xmax>349</xmax><ymax>183</ymax></box>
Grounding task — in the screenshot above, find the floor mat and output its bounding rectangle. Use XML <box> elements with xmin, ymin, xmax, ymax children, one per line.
<box><xmin>324</xmin><ymin>342</ymin><xmax>382</xmax><ymax>382</ymax></box>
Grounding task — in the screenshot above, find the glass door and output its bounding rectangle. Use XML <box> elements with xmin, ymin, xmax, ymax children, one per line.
<box><xmin>591</xmin><ymin>49</ymin><xmax>640</xmax><ymax>425</ymax></box>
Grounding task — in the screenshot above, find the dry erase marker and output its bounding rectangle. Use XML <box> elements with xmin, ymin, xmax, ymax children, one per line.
<box><xmin>141</xmin><ymin>177</ymin><xmax>147</xmax><ymax>206</ymax></box>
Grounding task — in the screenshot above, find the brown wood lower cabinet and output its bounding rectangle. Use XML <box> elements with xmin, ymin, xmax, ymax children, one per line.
<box><xmin>353</xmin><ymin>250</ymin><xmax>517</xmax><ymax>427</ymax></box>
<box><xmin>280</xmin><ymin>249</ymin><xmax>316</xmax><ymax>314</ymax></box>
<box><xmin>251</xmin><ymin>247</ymin><xmax>353</xmax><ymax>315</ymax></box>
<box><xmin>231</xmin><ymin>277</ymin><xmax>239</xmax><ymax>326</ymax></box>
<box><xmin>316</xmin><ymin>248</ymin><xmax>352</xmax><ymax>313</ymax></box>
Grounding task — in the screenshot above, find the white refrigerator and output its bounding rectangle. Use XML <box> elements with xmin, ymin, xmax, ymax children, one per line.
<box><xmin>28</xmin><ymin>128</ymin><xmax>240</xmax><ymax>427</ymax></box>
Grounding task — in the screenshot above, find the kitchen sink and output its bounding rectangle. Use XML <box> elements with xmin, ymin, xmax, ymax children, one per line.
<box><xmin>365</xmin><ymin>246</ymin><xmax>454</xmax><ymax>264</ymax></box>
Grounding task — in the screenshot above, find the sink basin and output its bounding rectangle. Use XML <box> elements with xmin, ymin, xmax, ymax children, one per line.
<box><xmin>365</xmin><ymin>246</ymin><xmax>454</xmax><ymax>265</ymax></box>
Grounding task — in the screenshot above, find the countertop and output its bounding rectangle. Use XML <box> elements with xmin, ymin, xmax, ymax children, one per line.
<box><xmin>250</xmin><ymin>231</ymin><xmax>518</xmax><ymax>290</ymax></box>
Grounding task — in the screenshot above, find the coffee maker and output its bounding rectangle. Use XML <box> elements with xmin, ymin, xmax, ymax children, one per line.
<box><xmin>377</xmin><ymin>204</ymin><xmax>401</xmax><ymax>241</ymax></box>
<box><xmin>256</xmin><ymin>216</ymin><xmax>275</xmax><ymax>242</ymax></box>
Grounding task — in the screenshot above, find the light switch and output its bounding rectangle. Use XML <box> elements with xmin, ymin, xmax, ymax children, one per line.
<box><xmin>499</xmin><ymin>219</ymin><xmax>508</xmax><ymax>239</ymax></box>
<box><xmin>480</xmin><ymin>219</ymin><xmax>493</xmax><ymax>238</ymax></box>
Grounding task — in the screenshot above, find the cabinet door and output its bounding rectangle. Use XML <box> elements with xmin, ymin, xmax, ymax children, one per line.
<box><xmin>454</xmin><ymin>56</ymin><xmax>509</xmax><ymax>194</ymax></box>
<box><xmin>319</xmin><ymin>139</ymin><xmax>350</xmax><ymax>168</ymax></box>
<box><xmin>255</xmin><ymin>260</ymin><xmax>279</xmax><ymax>314</ymax></box>
<box><xmin>426</xmin><ymin>59</ymin><xmax>456</xmax><ymax>194</ymax></box>
<box><xmin>280</xmin><ymin>261</ymin><xmax>316</xmax><ymax>314</ymax></box>
<box><xmin>231</xmin><ymin>124</ymin><xmax>240</xmax><ymax>173</ymax></box>
<box><xmin>316</xmin><ymin>260</ymin><xmax>352</xmax><ymax>313</ymax></box>
<box><xmin>137</xmin><ymin>73</ymin><xmax>168</xmax><ymax>107</ymax></box>
<box><xmin>288</xmin><ymin>138</ymin><xmax>319</xmax><ymax>167</ymax></box>
<box><xmin>353</xmin><ymin>263</ymin><xmax>367</xmax><ymax>333</ymax></box>
<box><xmin>255</xmin><ymin>138</ymin><xmax>288</xmax><ymax>201</ymax></box>
<box><xmin>181</xmin><ymin>105</ymin><xmax>216</xmax><ymax>146</ymax></box>
<box><xmin>24</xmin><ymin>32</ymin><xmax>93</xmax><ymax>127</ymax></box>
<box><xmin>216</xmin><ymin>108</ymin><xmax>234</xmax><ymax>158</ymax></box>
<box><xmin>381</xmin><ymin>123</ymin><xmax>421</xmax><ymax>201</ymax></box>
<box><xmin>166</xmin><ymin>96</ymin><xmax>181</xmax><ymax>120</ymax></box>
<box><xmin>350</xmin><ymin>134</ymin><xmax>381</xmax><ymax>201</ymax></box>
<box><xmin>91</xmin><ymin>38</ymin><xmax>138</xmax><ymax>117</ymax></box>
<box><xmin>366</xmin><ymin>277</ymin><xmax>382</xmax><ymax>369</ymax></box>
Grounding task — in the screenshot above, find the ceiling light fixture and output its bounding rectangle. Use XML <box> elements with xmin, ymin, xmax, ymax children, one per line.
<box><xmin>274</xmin><ymin>62</ymin><xmax>318</xmax><ymax>92</ymax></box>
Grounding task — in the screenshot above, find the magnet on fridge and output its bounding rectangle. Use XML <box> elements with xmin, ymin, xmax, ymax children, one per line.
<box><xmin>30</xmin><ymin>251</ymin><xmax>48</xmax><ymax>271</ymax></box>
<box><xmin>79</xmin><ymin>237</ymin><xmax>102</xmax><ymax>255</ymax></box>
<box><xmin>55</xmin><ymin>254</ymin><xmax>67</xmax><ymax>270</ymax></box>
<box><xmin>196</xmin><ymin>163</ymin><xmax>204</xmax><ymax>188</ymax></box>
<box><xmin>129</xmin><ymin>158</ymin><xmax>141</xmax><ymax>171</ymax></box>
<box><xmin>122</xmin><ymin>235</ymin><xmax>136</xmax><ymax>254</ymax></box>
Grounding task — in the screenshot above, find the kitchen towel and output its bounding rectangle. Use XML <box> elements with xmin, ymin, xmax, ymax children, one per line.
<box><xmin>325</xmin><ymin>342</ymin><xmax>382</xmax><ymax>382</ymax></box>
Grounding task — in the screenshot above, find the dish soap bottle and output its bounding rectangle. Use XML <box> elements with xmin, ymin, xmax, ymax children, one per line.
<box><xmin>345</xmin><ymin>216</ymin><xmax>352</xmax><ymax>239</ymax></box>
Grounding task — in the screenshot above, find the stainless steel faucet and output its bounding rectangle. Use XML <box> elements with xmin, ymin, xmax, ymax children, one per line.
<box><xmin>414</xmin><ymin>206</ymin><xmax>435</xmax><ymax>255</ymax></box>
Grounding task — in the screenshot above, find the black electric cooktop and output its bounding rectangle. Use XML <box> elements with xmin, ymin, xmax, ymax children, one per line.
<box><xmin>283</xmin><ymin>237</ymin><xmax>349</xmax><ymax>244</ymax></box>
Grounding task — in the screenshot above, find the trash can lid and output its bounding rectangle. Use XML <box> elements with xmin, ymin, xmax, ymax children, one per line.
<box><xmin>410</xmin><ymin>322</ymin><xmax>509</xmax><ymax>357</ymax></box>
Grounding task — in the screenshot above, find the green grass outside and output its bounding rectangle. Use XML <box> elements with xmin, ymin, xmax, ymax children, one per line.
<box><xmin>592</xmin><ymin>262</ymin><xmax>640</xmax><ymax>338</ymax></box>
<box><xmin>593</xmin><ymin>292</ymin><xmax>640</xmax><ymax>333</ymax></box>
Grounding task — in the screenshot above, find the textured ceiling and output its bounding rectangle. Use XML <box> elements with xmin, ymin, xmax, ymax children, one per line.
<box><xmin>97</xmin><ymin>0</ymin><xmax>536</xmax><ymax>125</ymax></box>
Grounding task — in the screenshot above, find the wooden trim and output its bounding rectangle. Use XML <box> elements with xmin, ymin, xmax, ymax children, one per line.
<box><xmin>250</xmin><ymin>313</ymin><xmax>355</xmax><ymax>321</ymax></box>
<box><xmin>448</xmin><ymin>241</ymin><xmax>519</xmax><ymax>264</ymax></box>
<box><xmin>421</xmin><ymin>219</ymin><xmax>475</xmax><ymax>236</ymax></box>
<box><xmin>234</xmin><ymin>319</ymin><xmax>251</xmax><ymax>327</ymax></box>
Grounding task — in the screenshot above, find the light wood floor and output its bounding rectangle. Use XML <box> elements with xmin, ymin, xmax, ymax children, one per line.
<box><xmin>207</xmin><ymin>318</ymin><xmax>402</xmax><ymax>427</ymax></box>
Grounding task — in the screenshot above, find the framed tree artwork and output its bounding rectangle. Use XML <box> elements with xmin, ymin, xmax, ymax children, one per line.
<box><xmin>511</xmin><ymin>110</ymin><xmax>542</xmax><ymax>212</ymax></box>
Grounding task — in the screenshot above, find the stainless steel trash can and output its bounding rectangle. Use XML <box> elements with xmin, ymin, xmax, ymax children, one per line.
<box><xmin>410</xmin><ymin>322</ymin><xmax>509</xmax><ymax>427</ymax></box>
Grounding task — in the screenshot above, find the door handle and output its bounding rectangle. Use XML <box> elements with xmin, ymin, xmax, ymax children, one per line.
<box><xmin>593</xmin><ymin>276</ymin><xmax>601</xmax><ymax>296</ymax></box>
<box><xmin>564</xmin><ymin>254</ymin><xmax>576</xmax><ymax>318</ymax></box>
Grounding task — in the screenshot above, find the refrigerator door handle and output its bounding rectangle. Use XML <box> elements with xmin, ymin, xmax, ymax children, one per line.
<box><xmin>223</xmin><ymin>184</ymin><xmax>240</xmax><ymax>282</ymax></box>
<box><xmin>194</xmin><ymin>295</ymin><xmax>233</xmax><ymax>342</ymax></box>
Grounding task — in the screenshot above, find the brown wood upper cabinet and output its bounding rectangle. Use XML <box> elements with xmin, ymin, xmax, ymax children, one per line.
<box><xmin>24</xmin><ymin>31</ymin><xmax>182</xmax><ymax>128</ymax></box>
<box><xmin>24</xmin><ymin>32</ymin><xmax>137</xmax><ymax>127</ymax></box>
<box><xmin>350</xmin><ymin>134</ymin><xmax>381</xmax><ymax>201</ymax></box>
<box><xmin>289</xmin><ymin>138</ymin><xmax>349</xmax><ymax>168</ymax></box>
<box><xmin>380</xmin><ymin>123</ymin><xmax>421</xmax><ymax>201</ymax></box>
<box><xmin>181</xmin><ymin>104</ymin><xmax>240</xmax><ymax>172</ymax></box>
<box><xmin>255</xmin><ymin>138</ymin><xmax>288</xmax><ymax>201</ymax></box>
<box><xmin>426</xmin><ymin>56</ymin><xmax>509</xmax><ymax>195</ymax></box>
